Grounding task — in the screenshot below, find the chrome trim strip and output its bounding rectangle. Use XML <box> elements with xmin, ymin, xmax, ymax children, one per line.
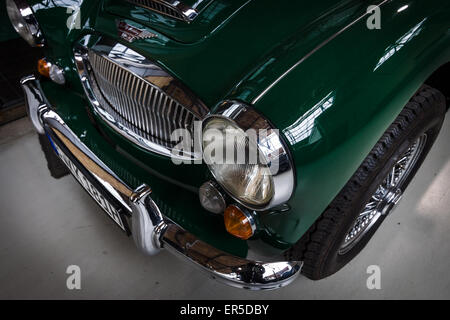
<box><xmin>204</xmin><ymin>101</ymin><xmax>296</xmax><ymax>211</ymax></box>
<box><xmin>125</xmin><ymin>0</ymin><xmax>199</xmax><ymax>23</ymax></box>
<box><xmin>22</xmin><ymin>75</ymin><xmax>302</xmax><ymax>290</ymax></box>
<box><xmin>74</xmin><ymin>35</ymin><xmax>208</xmax><ymax>160</ymax></box>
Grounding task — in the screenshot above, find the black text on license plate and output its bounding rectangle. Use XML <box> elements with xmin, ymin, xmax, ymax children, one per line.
<box><xmin>53</xmin><ymin>142</ymin><xmax>126</xmax><ymax>231</ymax></box>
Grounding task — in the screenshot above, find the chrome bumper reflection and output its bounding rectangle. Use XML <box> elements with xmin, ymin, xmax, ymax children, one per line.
<box><xmin>21</xmin><ymin>75</ymin><xmax>302</xmax><ymax>290</ymax></box>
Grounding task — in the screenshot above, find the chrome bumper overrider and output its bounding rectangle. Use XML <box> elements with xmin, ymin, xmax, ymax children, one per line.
<box><xmin>21</xmin><ymin>75</ymin><xmax>302</xmax><ymax>290</ymax></box>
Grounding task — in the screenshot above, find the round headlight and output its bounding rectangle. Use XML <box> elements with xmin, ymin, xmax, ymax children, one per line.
<box><xmin>202</xmin><ymin>101</ymin><xmax>295</xmax><ymax>210</ymax></box>
<box><xmin>203</xmin><ymin>117</ymin><xmax>274</xmax><ymax>207</ymax></box>
<box><xmin>6</xmin><ymin>0</ymin><xmax>44</xmax><ymax>47</ymax></box>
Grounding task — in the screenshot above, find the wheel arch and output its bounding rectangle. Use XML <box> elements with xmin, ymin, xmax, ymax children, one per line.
<box><xmin>424</xmin><ymin>62</ymin><xmax>450</xmax><ymax>109</ymax></box>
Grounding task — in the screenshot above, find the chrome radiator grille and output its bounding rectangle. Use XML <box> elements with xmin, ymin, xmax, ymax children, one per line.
<box><xmin>74</xmin><ymin>37</ymin><xmax>208</xmax><ymax>159</ymax></box>
<box><xmin>88</xmin><ymin>51</ymin><xmax>198</xmax><ymax>149</ymax></box>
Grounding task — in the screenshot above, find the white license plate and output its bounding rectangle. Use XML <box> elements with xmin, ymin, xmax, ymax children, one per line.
<box><xmin>52</xmin><ymin>142</ymin><xmax>126</xmax><ymax>231</ymax></box>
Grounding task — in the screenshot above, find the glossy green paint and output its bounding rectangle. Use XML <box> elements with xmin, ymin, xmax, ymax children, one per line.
<box><xmin>22</xmin><ymin>0</ymin><xmax>450</xmax><ymax>256</ymax></box>
<box><xmin>234</xmin><ymin>0</ymin><xmax>450</xmax><ymax>245</ymax></box>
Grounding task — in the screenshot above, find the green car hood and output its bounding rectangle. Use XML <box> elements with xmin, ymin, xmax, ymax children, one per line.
<box><xmin>103</xmin><ymin>0</ymin><xmax>366</xmax><ymax>105</ymax></box>
<box><xmin>104</xmin><ymin>0</ymin><xmax>352</xmax><ymax>44</ymax></box>
<box><xmin>29</xmin><ymin>0</ymin><xmax>368</xmax><ymax>108</ymax></box>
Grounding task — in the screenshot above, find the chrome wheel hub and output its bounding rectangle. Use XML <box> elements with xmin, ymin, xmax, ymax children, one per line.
<box><xmin>338</xmin><ymin>134</ymin><xmax>427</xmax><ymax>255</ymax></box>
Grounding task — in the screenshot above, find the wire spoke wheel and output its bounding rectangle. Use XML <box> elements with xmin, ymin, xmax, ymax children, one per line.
<box><xmin>338</xmin><ymin>134</ymin><xmax>428</xmax><ymax>255</ymax></box>
<box><xmin>287</xmin><ymin>85</ymin><xmax>446</xmax><ymax>280</ymax></box>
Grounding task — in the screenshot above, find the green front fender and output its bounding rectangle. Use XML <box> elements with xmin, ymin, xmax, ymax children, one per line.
<box><xmin>228</xmin><ymin>1</ymin><xmax>450</xmax><ymax>246</ymax></box>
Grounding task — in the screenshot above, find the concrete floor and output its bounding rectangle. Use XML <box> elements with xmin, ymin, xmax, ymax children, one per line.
<box><xmin>0</xmin><ymin>116</ymin><xmax>449</xmax><ymax>300</ymax></box>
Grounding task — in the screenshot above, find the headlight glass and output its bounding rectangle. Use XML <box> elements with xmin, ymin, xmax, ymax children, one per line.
<box><xmin>6</xmin><ymin>0</ymin><xmax>42</xmax><ymax>47</ymax></box>
<box><xmin>202</xmin><ymin>117</ymin><xmax>274</xmax><ymax>207</ymax></box>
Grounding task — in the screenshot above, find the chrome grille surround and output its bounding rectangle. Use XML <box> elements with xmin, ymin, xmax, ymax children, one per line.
<box><xmin>74</xmin><ymin>35</ymin><xmax>208</xmax><ymax>159</ymax></box>
<box><xmin>125</xmin><ymin>0</ymin><xmax>199</xmax><ymax>22</ymax></box>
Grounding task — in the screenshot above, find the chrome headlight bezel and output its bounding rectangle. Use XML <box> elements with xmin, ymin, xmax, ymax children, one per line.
<box><xmin>202</xmin><ymin>101</ymin><xmax>296</xmax><ymax>211</ymax></box>
<box><xmin>6</xmin><ymin>0</ymin><xmax>44</xmax><ymax>47</ymax></box>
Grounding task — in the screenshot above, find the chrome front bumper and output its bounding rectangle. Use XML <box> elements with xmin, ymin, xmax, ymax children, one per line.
<box><xmin>21</xmin><ymin>75</ymin><xmax>302</xmax><ymax>290</ymax></box>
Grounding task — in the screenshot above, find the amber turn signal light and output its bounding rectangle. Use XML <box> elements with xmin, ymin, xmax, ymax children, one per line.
<box><xmin>224</xmin><ymin>205</ymin><xmax>255</xmax><ymax>240</ymax></box>
<box><xmin>37</xmin><ymin>58</ymin><xmax>51</xmax><ymax>78</ymax></box>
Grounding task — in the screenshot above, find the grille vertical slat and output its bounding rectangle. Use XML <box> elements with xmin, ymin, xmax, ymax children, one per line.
<box><xmin>118</xmin><ymin>68</ymin><xmax>128</xmax><ymax>119</ymax></box>
<box><xmin>135</xmin><ymin>80</ymin><xmax>145</xmax><ymax>132</ymax></box>
<box><xmin>141</xmin><ymin>84</ymin><xmax>150</xmax><ymax>136</ymax></box>
<box><xmin>155</xmin><ymin>90</ymin><xmax>164</xmax><ymax>138</ymax></box>
<box><xmin>112</xmin><ymin>65</ymin><xmax>123</xmax><ymax>116</ymax></box>
<box><xmin>160</xmin><ymin>95</ymin><xmax>170</xmax><ymax>142</ymax></box>
<box><xmin>128</xmin><ymin>77</ymin><xmax>138</xmax><ymax>123</ymax></box>
<box><xmin>155</xmin><ymin>91</ymin><xmax>164</xmax><ymax>139</ymax></box>
<box><xmin>124</xmin><ymin>72</ymin><xmax>134</xmax><ymax>124</ymax></box>
<box><xmin>130</xmin><ymin>76</ymin><xmax>138</xmax><ymax>126</ymax></box>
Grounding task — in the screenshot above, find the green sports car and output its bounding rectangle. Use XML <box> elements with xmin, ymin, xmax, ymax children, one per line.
<box><xmin>7</xmin><ymin>0</ymin><xmax>449</xmax><ymax>289</ymax></box>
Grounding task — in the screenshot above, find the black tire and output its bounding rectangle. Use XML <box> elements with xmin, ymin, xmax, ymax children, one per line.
<box><xmin>285</xmin><ymin>85</ymin><xmax>446</xmax><ymax>280</ymax></box>
<box><xmin>38</xmin><ymin>134</ymin><xmax>70</xmax><ymax>179</ymax></box>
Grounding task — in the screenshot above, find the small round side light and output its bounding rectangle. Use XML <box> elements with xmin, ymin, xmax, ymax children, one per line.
<box><xmin>49</xmin><ymin>64</ymin><xmax>66</xmax><ymax>85</ymax></box>
<box><xmin>199</xmin><ymin>181</ymin><xmax>226</xmax><ymax>214</ymax></box>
